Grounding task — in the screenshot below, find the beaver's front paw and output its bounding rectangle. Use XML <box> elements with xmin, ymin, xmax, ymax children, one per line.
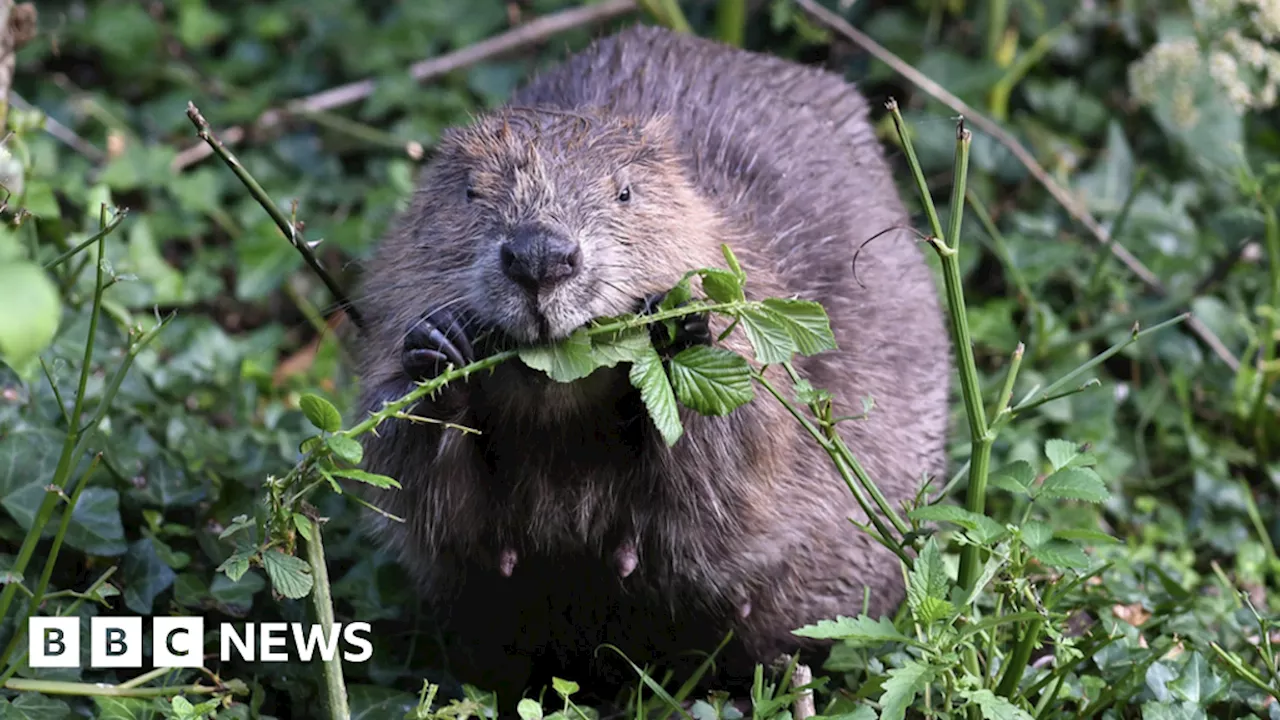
<box><xmin>638</xmin><ymin>291</ymin><xmax>712</xmax><ymax>357</ymax></box>
<box><xmin>402</xmin><ymin>307</ymin><xmax>477</xmax><ymax>381</ymax></box>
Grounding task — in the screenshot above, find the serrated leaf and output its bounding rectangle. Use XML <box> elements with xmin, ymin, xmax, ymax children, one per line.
<box><xmin>1021</xmin><ymin>520</ymin><xmax>1053</xmax><ymax>549</ymax></box>
<box><xmin>878</xmin><ymin>661</ymin><xmax>935</xmax><ymax>720</ymax></box>
<box><xmin>330</xmin><ymin>468</ymin><xmax>401</xmax><ymax>489</ymax></box>
<box><xmin>700</xmin><ymin>268</ymin><xmax>744</xmax><ymax>303</ymax></box>
<box><xmin>959</xmin><ymin>689</ymin><xmax>1034</xmax><ymax>720</ymax></box>
<box><xmin>668</xmin><ymin>346</ymin><xmax>754</xmax><ymax>415</ymax></box>
<box><xmin>326</xmin><ymin>435</ymin><xmax>364</xmax><ymax>465</ymax></box>
<box><xmin>219</xmin><ymin>514</ymin><xmax>254</xmax><ymax>540</ymax></box>
<box><xmin>518</xmin><ymin>329</ymin><xmax>601</xmax><ymax>382</ymax></box>
<box><xmin>629</xmin><ymin>346</ymin><xmax>683</xmax><ymax>446</ymax></box>
<box><xmin>299</xmin><ymin>394</ymin><xmax>342</xmax><ymax>433</ymax></box>
<box><xmin>907</xmin><ymin>537</ymin><xmax>949</xmax><ymax>621</ymax></box>
<box><xmin>293</xmin><ymin>513</ymin><xmax>314</xmax><ymax>542</ymax></box>
<box><xmin>1044</xmin><ymin>438</ymin><xmax>1080</xmax><ymax>471</ymax></box>
<box><xmin>1169</xmin><ymin>652</ymin><xmax>1226</xmax><ymax>705</ymax></box>
<box><xmin>590</xmin><ymin>326</ymin><xmax>651</xmax><ymax>366</ymax></box>
<box><xmin>916</xmin><ymin>595</ymin><xmax>955</xmax><ymax>625</ymax></box>
<box><xmin>1030</xmin><ymin>539</ymin><xmax>1090</xmax><ymax>569</ymax></box>
<box><xmin>1039</xmin><ymin>467</ymin><xmax>1110</xmax><ymax>503</ymax></box>
<box><xmin>739</xmin><ymin>307</ymin><xmax>797</xmax><ymax>365</ymax></box>
<box><xmin>908</xmin><ymin>505</ymin><xmax>1006</xmax><ymax>542</ymax></box>
<box><xmin>791</xmin><ymin>615</ymin><xmax>911</xmax><ymax>646</ymax></box>
<box><xmin>262</xmin><ymin>549</ymin><xmax>314</xmax><ymax>599</ymax></box>
<box><xmin>761</xmin><ymin>298</ymin><xmax>837</xmax><ymax>355</ymax></box>
<box><xmin>217</xmin><ymin>550</ymin><xmax>255</xmax><ymax>583</ymax></box>
<box><xmin>990</xmin><ymin>461</ymin><xmax>1035</xmax><ymax>494</ymax></box>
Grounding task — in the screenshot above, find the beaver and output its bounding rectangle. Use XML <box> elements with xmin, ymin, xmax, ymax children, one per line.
<box><xmin>352</xmin><ymin>23</ymin><xmax>951</xmax><ymax>709</ymax></box>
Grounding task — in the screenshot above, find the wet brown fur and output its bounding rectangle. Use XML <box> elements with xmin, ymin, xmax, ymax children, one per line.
<box><xmin>353</xmin><ymin>24</ymin><xmax>951</xmax><ymax>708</ymax></box>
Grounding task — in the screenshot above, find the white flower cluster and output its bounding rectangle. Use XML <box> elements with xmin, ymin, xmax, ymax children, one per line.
<box><xmin>1128</xmin><ymin>0</ymin><xmax>1280</xmax><ymax>126</ymax></box>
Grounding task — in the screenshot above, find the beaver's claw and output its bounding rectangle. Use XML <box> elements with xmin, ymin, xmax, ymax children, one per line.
<box><xmin>638</xmin><ymin>291</ymin><xmax>712</xmax><ymax>356</ymax></box>
<box><xmin>402</xmin><ymin>307</ymin><xmax>477</xmax><ymax>381</ymax></box>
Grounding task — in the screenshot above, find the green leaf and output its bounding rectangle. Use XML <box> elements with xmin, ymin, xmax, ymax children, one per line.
<box><xmin>3</xmin><ymin>692</ymin><xmax>73</xmax><ymax>720</ymax></box>
<box><xmin>1138</xmin><ymin>701</ymin><xmax>1207</xmax><ymax>720</ymax></box>
<box><xmin>989</xmin><ymin>460</ymin><xmax>1036</xmax><ymax>495</ymax></box>
<box><xmin>1169</xmin><ymin>652</ymin><xmax>1226</xmax><ymax>705</ymax></box>
<box><xmin>589</xmin><ymin>326</ymin><xmax>651</xmax><ymax>366</ymax></box>
<box><xmin>300</xmin><ymin>394</ymin><xmax>343</xmax><ymax>433</ymax></box>
<box><xmin>878</xmin><ymin>660</ymin><xmax>935</xmax><ymax>720</ymax></box>
<box><xmin>1030</xmin><ymin>539</ymin><xmax>1091</xmax><ymax>570</ymax></box>
<box><xmin>1021</xmin><ymin>520</ymin><xmax>1053</xmax><ymax>549</ymax></box>
<box><xmin>760</xmin><ymin>298</ymin><xmax>837</xmax><ymax>355</ymax></box>
<box><xmin>1055</xmin><ymin>528</ymin><xmax>1120</xmax><ymax>544</ymax></box>
<box><xmin>330</xmin><ymin>468</ymin><xmax>401</xmax><ymax>490</ymax></box>
<box><xmin>552</xmin><ymin>677</ymin><xmax>579</xmax><ymax>698</ymax></box>
<box><xmin>668</xmin><ymin>346</ymin><xmax>754</xmax><ymax>415</ymax></box>
<box><xmin>739</xmin><ymin>307</ymin><xmax>797</xmax><ymax>365</ymax></box>
<box><xmin>66</xmin><ymin>488</ymin><xmax>128</xmax><ymax>557</ymax></box>
<box><xmin>959</xmin><ymin>689</ymin><xmax>1034</xmax><ymax>720</ymax></box>
<box><xmin>92</xmin><ymin>696</ymin><xmax>157</xmax><ymax>720</ymax></box>
<box><xmin>517</xmin><ymin>699</ymin><xmax>544</xmax><ymax>720</ymax></box>
<box><xmin>261</xmin><ymin>549</ymin><xmax>314</xmax><ymax>599</ymax></box>
<box><xmin>0</xmin><ymin>427</ymin><xmax>64</xmax><ymax>532</ymax></box>
<box><xmin>791</xmin><ymin>615</ymin><xmax>911</xmax><ymax>646</ymax></box>
<box><xmin>0</xmin><ymin>261</ymin><xmax>62</xmax><ymax>378</ymax></box>
<box><xmin>218</xmin><ymin>514</ymin><xmax>254</xmax><ymax>540</ymax></box>
<box><xmin>909</xmin><ymin>504</ymin><xmax>1008</xmax><ymax>542</ymax></box>
<box><xmin>293</xmin><ymin>513</ymin><xmax>314</xmax><ymax>543</ymax></box>
<box><xmin>629</xmin><ymin>345</ymin><xmax>683</xmax><ymax>446</ymax></box>
<box><xmin>1044</xmin><ymin>438</ymin><xmax>1081</xmax><ymax>471</ymax></box>
<box><xmin>345</xmin><ymin>685</ymin><xmax>420</xmax><ymax>720</ymax></box>
<box><xmin>217</xmin><ymin>550</ymin><xmax>255</xmax><ymax>583</ymax></box>
<box><xmin>906</xmin><ymin>537</ymin><xmax>949</xmax><ymax>621</ymax></box>
<box><xmin>121</xmin><ymin>538</ymin><xmax>177</xmax><ymax>614</ymax></box>
<box><xmin>700</xmin><ymin>268</ymin><xmax>744</xmax><ymax>303</ymax></box>
<box><xmin>326</xmin><ymin>435</ymin><xmax>364</xmax><ymax>465</ymax></box>
<box><xmin>518</xmin><ymin>329</ymin><xmax>600</xmax><ymax>382</ymax></box>
<box><xmin>1039</xmin><ymin>467</ymin><xmax>1110</xmax><ymax>503</ymax></box>
<box><xmin>210</xmin><ymin>571</ymin><xmax>266</xmax><ymax>614</ymax></box>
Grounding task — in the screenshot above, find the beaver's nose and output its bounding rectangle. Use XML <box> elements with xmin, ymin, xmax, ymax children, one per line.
<box><xmin>500</xmin><ymin>224</ymin><xmax>582</xmax><ymax>291</ymax></box>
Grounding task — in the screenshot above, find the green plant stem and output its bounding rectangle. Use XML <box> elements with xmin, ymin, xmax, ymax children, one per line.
<box><xmin>988</xmin><ymin>23</ymin><xmax>1070</xmax><ymax>122</ymax></box>
<box><xmin>43</xmin><ymin>209</ymin><xmax>128</xmax><ymax>270</ymax></box>
<box><xmin>985</xmin><ymin>0</ymin><xmax>1009</xmax><ymax>62</ymax></box>
<box><xmin>185</xmin><ymin>103</ymin><xmax>364</xmax><ymax>329</ymax></box>
<box><xmin>995</xmin><ymin>617</ymin><xmax>1043</xmax><ymax>698</ymax></box>
<box><xmin>0</xmin><ymin>226</ymin><xmax>110</xmax><ymax>673</ymax></box>
<box><xmin>1250</xmin><ymin>203</ymin><xmax>1280</xmax><ymax>458</ymax></box>
<box><xmin>715</xmin><ymin>0</ymin><xmax>746</xmax><ymax>46</ymax></box>
<box><xmin>304</xmin><ymin>517</ymin><xmax>349</xmax><ymax>720</ymax></box>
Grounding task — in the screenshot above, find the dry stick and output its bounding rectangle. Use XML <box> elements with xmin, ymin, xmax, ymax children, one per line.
<box><xmin>185</xmin><ymin>102</ymin><xmax>364</xmax><ymax>330</ymax></box>
<box><xmin>170</xmin><ymin>0</ymin><xmax>639</xmax><ymax>172</ymax></box>
<box><xmin>792</xmin><ymin>0</ymin><xmax>1241</xmax><ymax>373</ymax></box>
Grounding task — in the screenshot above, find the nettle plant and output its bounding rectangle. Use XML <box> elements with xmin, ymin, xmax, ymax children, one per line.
<box><xmin>197</xmin><ymin>104</ymin><xmax>1186</xmax><ymax>719</ymax></box>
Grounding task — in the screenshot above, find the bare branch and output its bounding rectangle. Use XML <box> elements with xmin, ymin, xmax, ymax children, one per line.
<box><xmin>171</xmin><ymin>0</ymin><xmax>638</xmax><ymax>172</ymax></box>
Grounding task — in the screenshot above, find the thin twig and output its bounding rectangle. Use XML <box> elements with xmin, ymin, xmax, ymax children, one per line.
<box><xmin>185</xmin><ymin>102</ymin><xmax>365</xmax><ymax>330</ymax></box>
<box><xmin>793</xmin><ymin>0</ymin><xmax>1241</xmax><ymax>372</ymax></box>
<box><xmin>171</xmin><ymin>0</ymin><xmax>638</xmax><ymax>172</ymax></box>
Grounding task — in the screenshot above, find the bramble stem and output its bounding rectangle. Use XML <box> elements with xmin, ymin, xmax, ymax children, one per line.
<box><xmin>304</xmin><ymin>516</ymin><xmax>349</xmax><ymax>720</ymax></box>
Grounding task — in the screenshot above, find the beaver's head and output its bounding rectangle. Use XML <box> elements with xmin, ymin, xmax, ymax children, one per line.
<box><xmin>400</xmin><ymin>107</ymin><xmax>719</xmax><ymax>347</ymax></box>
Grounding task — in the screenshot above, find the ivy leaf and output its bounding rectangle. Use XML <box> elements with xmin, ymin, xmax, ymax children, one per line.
<box><xmin>629</xmin><ymin>346</ymin><xmax>683</xmax><ymax>446</ymax></box>
<box><xmin>65</xmin><ymin>488</ymin><xmax>128</xmax><ymax>557</ymax></box>
<box><xmin>878</xmin><ymin>660</ymin><xmax>935</xmax><ymax>720</ymax></box>
<box><xmin>791</xmin><ymin>615</ymin><xmax>911</xmax><ymax>647</ymax></box>
<box><xmin>262</xmin><ymin>549</ymin><xmax>314</xmax><ymax>600</ymax></box>
<box><xmin>299</xmin><ymin>394</ymin><xmax>342</xmax><ymax>433</ymax></box>
<box><xmin>668</xmin><ymin>346</ymin><xmax>754</xmax><ymax>416</ymax></box>
<box><xmin>330</xmin><ymin>468</ymin><xmax>401</xmax><ymax>490</ymax></box>
<box><xmin>1169</xmin><ymin>652</ymin><xmax>1226</xmax><ymax>705</ymax></box>
<box><xmin>121</xmin><ymin>538</ymin><xmax>177</xmax><ymax>614</ymax></box>
<box><xmin>4</xmin><ymin>692</ymin><xmax>73</xmax><ymax>720</ymax></box>
<box><xmin>326</xmin><ymin>435</ymin><xmax>364</xmax><ymax>465</ymax></box>
<box><xmin>959</xmin><ymin>689</ymin><xmax>1034</xmax><ymax>720</ymax></box>
<box><xmin>518</xmin><ymin>329</ymin><xmax>600</xmax><ymax>382</ymax></box>
<box><xmin>760</xmin><ymin>298</ymin><xmax>836</xmax><ymax>355</ymax></box>
<box><xmin>1039</xmin><ymin>468</ymin><xmax>1110</xmax><ymax>503</ymax></box>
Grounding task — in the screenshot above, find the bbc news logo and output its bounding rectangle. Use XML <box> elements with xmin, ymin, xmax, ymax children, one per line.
<box><xmin>29</xmin><ymin>617</ymin><xmax>374</xmax><ymax>668</ymax></box>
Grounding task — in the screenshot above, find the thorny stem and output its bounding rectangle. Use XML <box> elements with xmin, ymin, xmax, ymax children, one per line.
<box><xmin>185</xmin><ymin>102</ymin><xmax>365</xmax><ymax>329</ymax></box>
<box><xmin>303</xmin><ymin>514</ymin><xmax>349</xmax><ymax>720</ymax></box>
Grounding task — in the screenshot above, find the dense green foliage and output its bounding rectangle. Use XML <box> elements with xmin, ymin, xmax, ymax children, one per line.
<box><xmin>2</xmin><ymin>0</ymin><xmax>1280</xmax><ymax>718</ymax></box>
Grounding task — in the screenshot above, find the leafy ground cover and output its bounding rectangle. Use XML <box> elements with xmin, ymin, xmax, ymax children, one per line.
<box><xmin>2</xmin><ymin>0</ymin><xmax>1279</xmax><ymax>718</ymax></box>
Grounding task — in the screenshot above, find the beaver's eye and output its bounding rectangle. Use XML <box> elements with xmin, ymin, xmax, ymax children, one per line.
<box><xmin>465</xmin><ymin>186</ymin><xmax>479</xmax><ymax>203</ymax></box>
<box><xmin>617</xmin><ymin>185</ymin><xmax>632</xmax><ymax>203</ymax></box>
